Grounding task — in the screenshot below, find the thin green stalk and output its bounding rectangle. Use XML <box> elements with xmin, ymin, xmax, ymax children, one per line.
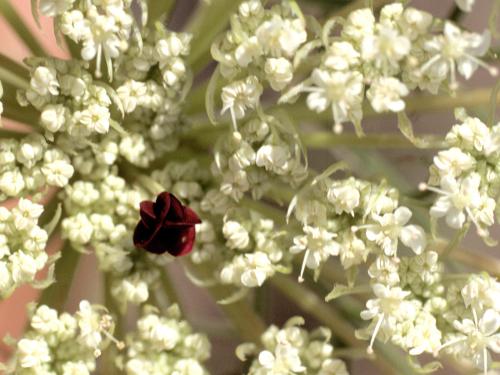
<box><xmin>0</xmin><ymin>53</ymin><xmax>29</xmax><ymax>89</ymax></box>
<box><xmin>158</xmin><ymin>266</ymin><xmax>184</xmax><ymax>312</ymax></box>
<box><xmin>184</xmin><ymin>259</ymin><xmax>266</xmax><ymax>344</ymax></box>
<box><xmin>101</xmin><ymin>273</ymin><xmax>122</xmax><ymax>375</ymax></box>
<box><xmin>180</xmin><ymin>122</ymin><xmax>443</xmax><ymax>150</ymax></box>
<box><xmin>277</xmin><ymin>88</ymin><xmax>500</xmax><ymax>124</ymax></box>
<box><xmin>488</xmin><ymin>79</ymin><xmax>500</xmax><ymax>127</ymax></box>
<box><xmin>147</xmin><ymin>0</ymin><xmax>175</xmax><ymax>25</ymax></box>
<box><xmin>1</xmin><ymin>87</ymin><xmax>39</xmax><ymax>125</ymax></box>
<box><xmin>38</xmin><ymin>242</ymin><xmax>81</xmax><ymax>312</ymax></box>
<box><xmin>0</xmin><ymin>1</ymin><xmax>47</xmax><ymax>56</ymax></box>
<box><xmin>0</xmin><ymin>128</ymin><xmax>30</xmax><ymax>139</ymax></box>
<box><xmin>302</xmin><ymin>131</ymin><xmax>443</xmax><ymax>149</ymax></box>
<box><xmin>185</xmin><ymin>0</ymin><xmax>244</xmax><ymax>73</ymax></box>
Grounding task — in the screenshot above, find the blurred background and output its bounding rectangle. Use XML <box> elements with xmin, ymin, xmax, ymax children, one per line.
<box><xmin>0</xmin><ymin>0</ymin><xmax>498</xmax><ymax>374</ymax></box>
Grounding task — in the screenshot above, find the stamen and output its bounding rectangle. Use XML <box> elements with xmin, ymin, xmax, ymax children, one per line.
<box><xmin>449</xmin><ymin>59</ymin><xmax>458</xmax><ymax>90</ymax></box>
<box><xmin>419</xmin><ymin>182</ymin><xmax>448</xmax><ymax>196</ymax></box>
<box><xmin>438</xmin><ymin>337</ymin><xmax>467</xmax><ymax>352</ymax></box>
<box><xmin>465</xmin><ymin>54</ymin><xmax>499</xmax><ymax>76</ymax></box>
<box><xmin>417</xmin><ymin>54</ymin><xmax>441</xmax><ymax>76</ymax></box>
<box><xmin>298</xmin><ymin>249</ymin><xmax>310</xmax><ymax>283</ymax></box>
<box><xmin>483</xmin><ymin>347</ymin><xmax>488</xmax><ymax>375</ymax></box>
<box><xmin>367</xmin><ymin>314</ymin><xmax>384</xmax><ymax>354</ymax></box>
<box><xmin>331</xmin><ymin>105</ymin><xmax>343</xmax><ymax>134</ymax></box>
<box><xmin>465</xmin><ymin>207</ymin><xmax>485</xmax><ymax>236</ymax></box>
<box><xmin>333</xmin><ymin>123</ymin><xmax>343</xmax><ymax>134</ymax></box>
<box><xmin>99</xmin><ymin>315</ymin><xmax>125</xmax><ymax>351</ymax></box>
<box><xmin>229</xmin><ymin>107</ymin><xmax>238</xmax><ymax>132</ymax></box>
<box><xmin>95</xmin><ymin>45</ymin><xmax>103</xmax><ymax>79</ymax></box>
<box><xmin>351</xmin><ymin>224</ymin><xmax>375</xmax><ymax>232</ymax></box>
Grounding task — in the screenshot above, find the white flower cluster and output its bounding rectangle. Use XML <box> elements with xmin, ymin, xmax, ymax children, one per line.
<box><xmin>439</xmin><ymin>273</ymin><xmax>500</xmax><ymax>374</ymax></box>
<box><xmin>18</xmin><ymin>59</ymin><xmax>114</xmax><ymax>137</ymax></box>
<box><xmin>0</xmin><ymin>134</ymin><xmax>74</xmax><ymax>199</ymax></box>
<box><xmin>213</xmin><ymin>0</ymin><xmax>307</xmax><ymax>96</ymax></box>
<box><xmin>289</xmin><ymin>176</ymin><xmax>425</xmax><ymax>281</ymax></box>
<box><xmin>281</xmin><ymin>4</ymin><xmax>495</xmax><ymax>133</ymax></box>
<box><xmin>3</xmin><ymin>301</ymin><xmax>119</xmax><ymax>374</ymax></box>
<box><xmin>112</xmin><ymin>25</ymin><xmax>192</xmax><ymax>167</ymax></box>
<box><xmin>237</xmin><ymin>317</ymin><xmax>349</xmax><ymax>375</ymax></box>
<box><xmin>117</xmin><ymin>305</ymin><xmax>210</xmax><ymax>375</ymax></box>
<box><xmin>358</xmin><ymin>249</ymin><xmax>443</xmax><ymax>357</ymax></box>
<box><xmin>423</xmin><ymin>112</ymin><xmax>500</xmax><ymax>243</ymax></box>
<box><xmin>38</xmin><ymin>0</ymin><xmax>134</xmax><ymax>78</ymax></box>
<box><xmin>61</xmin><ymin>173</ymin><xmax>158</xmax><ymax>310</ymax></box>
<box><xmin>213</xmin><ymin>0</ymin><xmax>309</xmax><ymax>129</ymax></box>
<box><xmin>220</xmin><ymin>209</ymin><xmax>290</xmax><ymax>288</ymax></box>
<box><xmin>212</xmin><ymin>116</ymin><xmax>307</xmax><ymax>201</ymax></box>
<box><xmin>0</xmin><ymin>199</ymin><xmax>50</xmax><ymax>299</ymax></box>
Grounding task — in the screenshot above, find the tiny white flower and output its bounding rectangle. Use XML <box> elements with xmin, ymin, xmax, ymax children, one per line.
<box><xmin>427</xmin><ymin>173</ymin><xmax>482</xmax><ymax>229</ymax></box>
<box><xmin>306</xmin><ymin>69</ymin><xmax>363</xmax><ymax>131</ymax></box>
<box><xmin>433</xmin><ymin>147</ymin><xmax>476</xmax><ymax>177</ymax></box>
<box><xmin>291</xmin><ymin>226</ymin><xmax>339</xmax><ymax>282</ymax></box>
<box><xmin>324</xmin><ymin>41</ymin><xmax>360</xmax><ymax>71</ymax></box>
<box><xmin>255</xmin><ymin>144</ymin><xmax>291</xmax><ymax>175</ymax></box>
<box><xmin>364</xmin><ymin>206</ymin><xmax>426</xmax><ymax>255</ymax></box>
<box><xmin>17</xmin><ymin>338</ymin><xmax>51</xmax><ymax>368</ymax></box>
<box><xmin>223</xmin><ymin>220</ymin><xmax>250</xmax><ymax>250</ymax></box>
<box><xmin>367</xmin><ymin>77</ymin><xmax>409</xmax><ymax>113</ymax></box>
<box><xmin>421</xmin><ymin>22</ymin><xmax>496</xmax><ymax>88</ymax></box>
<box><xmin>30</xmin><ymin>66</ymin><xmax>59</xmax><ymax>97</ymax></box>
<box><xmin>41</xmin><ymin>104</ymin><xmax>67</xmax><ymax>133</ymax></box>
<box><xmin>221</xmin><ymin>76</ymin><xmax>263</xmax><ymax>129</ymax></box>
<box><xmin>256</xmin><ymin>15</ymin><xmax>307</xmax><ymax>57</ymax></box>
<box><xmin>264</xmin><ymin>58</ymin><xmax>293</xmax><ymax>91</ymax></box>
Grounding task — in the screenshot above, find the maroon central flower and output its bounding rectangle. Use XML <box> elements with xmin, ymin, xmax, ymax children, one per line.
<box><xmin>133</xmin><ymin>192</ymin><xmax>201</xmax><ymax>256</ymax></box>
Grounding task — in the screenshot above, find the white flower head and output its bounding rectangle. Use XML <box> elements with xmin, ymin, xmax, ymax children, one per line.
<box><xmin>421</xmin><ymin>22</ymin><xmax>496</xmax><ymax>89</ymax></box>
<box><xmin>291</xmin><ymin>225</ymin><xmax>339</xmax><ymax>282</ymax></box>
<box><xmin>306</xmin><ymin>69</ymin><xmax>363</xmax><ymax>133</ymax></box>
<box><xmin>363</xmin><ymin>206</ymin><xmax>426</xmax><ymax>255</ymax></box>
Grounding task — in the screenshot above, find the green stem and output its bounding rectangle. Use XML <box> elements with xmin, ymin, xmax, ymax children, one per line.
<box><xmin>277</xmin><ymin>88</ymin><xmax>500</xmax><ymax>123</ymax></box>
<box><xmin>184</xmin><ymin>259</ymin><xmax>266</xmax><ymax>344</ymax></box>
<box><xmin>1</xmin><ymin>96</ymin><xmax>39</xmax><ymax>125</ymax></box>
<box><xmin>185</xmin><ymin>0</ymin><xmax>244</xmax><ymax>73</ymax></box>
<box><xmin>158</xmin><ymin>266</ymin><xmax>184</xmax><ymax>312</ymax></box>
<box><xmin>302</xmin><ymin>131</ymin><xmax>443</xmax><ymax>149</ymax></box>
<box><xmin>0</xmin><ymin>53</ymin><xmax>29</xmax><ymax>89</ymax></box>
<box><xmin>101</xmin><ymin>273</ymin><xmax>122</xmax><ymax>375</ymax></box>
<box><xmin>147</xmin><ymin>0</ymin><xmax>175</xmax><ymax>25</ymax></box>
<box><xmin>37</xmin><ymin>242</ymin><xmax>81</xmax><ymax>312</ymax></box>
<box><xmin>0</xmin><ymin>1</ymin><xmax>46</xmax><ymax>56</ymax></box>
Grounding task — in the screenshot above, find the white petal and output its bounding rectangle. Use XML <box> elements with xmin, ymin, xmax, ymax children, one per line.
<box><xmin>480</xmin><ymin>310</ymin><xmax>500</xmax><ymax>336</ymax></box>
<box><xmin>400</xmin><ymin>225</ymin><xmax>427</xmax><ymax>254</ymax></box>
<box><xmin>394</xmin><ymin>206</ymin><xmax>412</xmax><ymax>225</ymax></box>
